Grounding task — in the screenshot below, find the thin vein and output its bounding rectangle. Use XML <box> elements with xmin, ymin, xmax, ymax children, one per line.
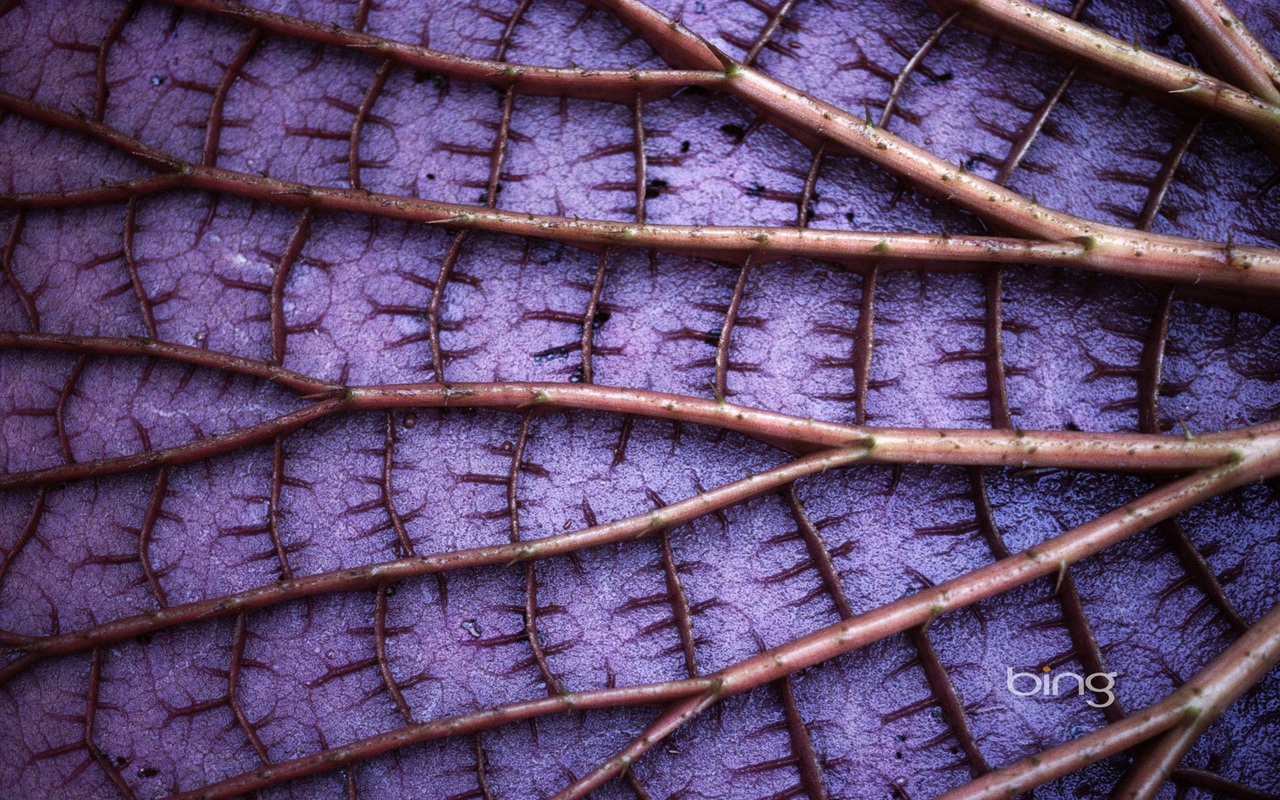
<box><xmin>910</xmin><ymin>627</ymin><xmax>991</xmax><ymax>775</ymax></box>
<box><xmin>784</xmin><ymin>485</ymin><xmax>852</xmax><ymax>619</ymax></box>
<box><xmin>474</xmin><ymin>735</ymin><xmax>496</xmax><ymax>800</ymax></box>
<box><xmin>778</xmin><ymin>674</ymin><xmax>828</xmax><ymax>800</ymax></box>
<box><xmin>229</xmin><ymin>613</ymin><xmax>272</xmax><ymax>764</ymax></box>
<box><xmin>659</xmin><ymin>525</ymin><xmax>698</xmax><ymax>677</ymax></box>
<box><xmin>94</xmin><ymin>0</ymin><xmax>140</xmax><ymax>122</ymax></box>
<box><xmin>715</xmin><ymin>254</ymin><xmax>754</xmax><ymax>402</ymax></box>
<box><xmin>381</xmin><ymin>413</ymin><xmax>414</xmax><ymax>557</ymax></box>
<box><xmin>1170</xmin><ymin>769</ymin><xmax>1280</xmax><ymax>800</ymax></box>
<box><xmin>1134</xmin><ymin>118</ymin><xmax>1248</xmax><ymax>635</ymax></box>
<box><xmin>55</xmin><ymin>355</ymin><xmax>88</xmax><ymax>464</ymax></box>
<box><xmin>138</xmin><ymin>468</ymin><xmax>170</xmax><ymax>607</ymax></box>
<box><xmin>744</xmin><ymin>0</ymin><xmax>798</xmax><ymax>66</ymax></box>
<box><xmin>203</xmin><ymin>29</ymin><xmax>263</xmax><ymax>167</ymax></box>
<box><xmin>122</xmin><ymin>198</ymin><xmax>157</xmax><ymax>338</ymax></box>
<box><xmin>508</xmin><ymin>412</ymin><xmax>561</xmax><ymax>694</ymax></box>
<box><xmin>580</xmin><ymin>249</ymin><xmax>609</xmax><ymax>384</ymax></box>
<box><xmin>0</xmin><ymin>487</ymin><xmax>45</xmax><ymax>589</ymax></box>
<box><xmin>853</xmin><ymin>266</ymin><xmax>877</xmax><ymax>425</ymax></box>
<box><xmin>0</xmin><ymin>331</ymin><xmax>338</xmax><ymax>394</ymax></box>
<box><xmin>879</xmin><ymin>11</ymin><xmax>960</xmax><ymax>128</ymax></box>
<box><xmin>85</xmin><ymin>649</ymin><xmax>137</xmax><ymax>799</ymax></box>
<box><xmin>268</xmin><ymin>436</ymin><xmax>293</xmax><ymax>580</ymax></box>
<box><xmin>271</xmin><ymin>208</ymin><xmax>313</xmax><ymax>367</ymax></box>
<box><xmin>2</xmin><ymin>211</ymin><xmax>38</xmax><ymax>331</ymax></box>
<box><xmin>633</xmin><ymin>93</ymin><xmax>648</xmax><ymax>224</ymax></box>
<box><xmin>795</xmin><ymin>143</ymin><xmax>825</xmax><ymax>228</ymax></box>
<box><xmin>375</xmin><ymin>584</ymin><xmax>413</xmax><ymax>724</ymax></box>
<box><xmin>348</xmin><ymin>60</ymin><xmax>392</xmax><ymax>191</ymax></box>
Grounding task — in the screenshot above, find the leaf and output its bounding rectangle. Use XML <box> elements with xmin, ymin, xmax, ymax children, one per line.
<box><xmin>1</xmin><ymin>0</ymin><xmax>1280</xmax><ymax>798</ymax></box>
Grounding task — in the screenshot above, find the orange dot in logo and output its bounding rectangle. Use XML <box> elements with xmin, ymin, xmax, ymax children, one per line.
<box><xmin>1042</xmin><ymin>666</ymin><xmax>1050</xmax><ymax>672</ymax></box>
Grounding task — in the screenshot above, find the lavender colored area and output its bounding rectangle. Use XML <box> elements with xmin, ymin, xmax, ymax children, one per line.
<box><xmin>1</xmin><ymin>0</ymin><xmax>1279</xmax><ymax>798</ymax></box>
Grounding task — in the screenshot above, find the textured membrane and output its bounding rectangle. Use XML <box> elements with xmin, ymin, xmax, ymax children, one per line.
<box><xmin>1</xmin><ymin>0</ymin><xmax>1279</xmax><ymax>798</ymax></box>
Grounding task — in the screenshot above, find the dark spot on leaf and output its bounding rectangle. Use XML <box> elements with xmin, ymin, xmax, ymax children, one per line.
<box><xmin>719</xmin><ymin>123</ymin><xmax>746</xmax><ymax>142</ymax></box>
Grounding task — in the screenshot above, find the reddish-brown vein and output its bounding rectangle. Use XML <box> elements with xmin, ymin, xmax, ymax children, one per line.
<box><xmin>348</xmin><ymin>60</ymin><xmax>391</xmax><ymax>191</ymax></box>
<box><xmin>852</xmin><ymin>266</ymin><xmax>877</xmax><ymax>425</ymax></box>
<box><xmin>93</xmin><ymin>0</ymin><xmax>140</xmax><ymax>122</ymax></box>
<box><xmin>473</xmin><ymin>735</ymin><xmax>496</xmax><ymax>800</ymax></box>
<box><xmin>1133</xmin><ymin>118</ymin><xmax>1248</xmax><ymax>636</ymax></box>
<box><xmin>0</xmin><ymin>486</ymin><xmax>45</xmax><ymax>589</ymax></box>
<box><xmin>0</xmin><ymin>331</ymin><xmax>338</xmax><ymax>394</ymax></box>
<box><xmin>910</xmin><ymin>627</ymin><xmax>991</xmax><ymax>775</ymax></box>
<box><xmin>346</xmin><ymin>0</ymin><xmax>388</xmax><ymax>191</ymax></box>
<box><xmin>139</xmin><ymin>468</ymin><xmax>170</xmax><ymax>607</ymax></box>
<box><xmin>743</xmin><ymin>0</ymin><xmax>798</xmax><ymax>66</ymax></box>
<box><xmin>784</xmin><ymin>485</ymin><xmax>851</xmax><ymax>618</ymax></box>
<box><xmin>495</xmin><ymin>0</ymin><xmax>535</xmax><ymax>62</ymax></box>
<box><xmin>795</xmin><ymin>142</ymin><xmax>825</xmax><ymax>228</ymax></box>
<box><xmin>85</xmin><ymin>649</ymin><xmax>137</xmax><ymax>799</ymax></box>
<box><xmin>979</xmin><ymin>269</ymin><xmax>1011</xmax><ymax>429</ymax></box>
<box><xmin>428</xmin><ymin>232</ymin><xmax>467</xmax><ymax>380</ymax></box>
<box><xmin>271</xmin><ymin>208</ymin><xmax>312</xmax><ymax>367</ymax></box>
<box><xmin>624</xmin><ymin>772</ymin><xmax>653</xmax><ymax>800</ymax></box>
<box><xmin>3</xmin><ymin>448</ymin><xmax>864</xmax><ymax>678</ymax></box>
<box><xmin>657</xmin><ymin>523</ymin><xmax>698</xmax><ymax>678</ymax></box>
<box><xmin>580</xmin><ymin>249</ymin><xmax>609</xmax><ymax>384</ymax></box>
<box><xmin>508</xmin><ymin>412</ymin><xmax>561</xmax><ymax>694</ymax></box>
<box><xmin>2</xmin><ymin>211</ymin><xmax>38</xmax><ymax>331</ymax></box>
<box><xmin>777</xmin><ymin>674</ymin><xmax>828</xmax><ymax>800</ymax></box>
<box><xmin>203</xmin><ymin>29</ymin><xmax>263</xmax><ymax>167</ymax></box>
<box><xmin>158</xmin><ymin>0</ymin><xmax>724</xmax><ymax>102</ymax></box>
<box><xmin>122</xmin><ymin>198</ymin><xmax>158</xmax><ymax>339</ymax></box>
<box><xmin>3</xmin><ymin>377</ymin><xmax>1264</xmax><ymax>493</ymax></box>
<box><xmin>229</xmin><ymin>613</ymin><xmax>272</xmax><ymax>764</ymax></box>
<box><xmin>1170</xmin><ymin>769</ymin><xmax>1280</xmax><ymax>800</ymax></box>
<box><xmin>352</xmin><ymin>0</ymin><xmax>373</xmax><ymax>32</ymax></box>
<box><xmin>381</xmin><ymin>413</ymin><xmax>414</xmax><ymax>557</ymax></box>
<box><xmin>268</xmin><ymin>436</ymin><xmax>293</xmax><ymax>580</ymax></box>
<box><xmin>715</xmin><ymin>254</ymin><xmax>754</xmax><ymax>402</ymax></box>
<box><xmin>632</xmin><ymin>94</ymin><xmax>648</xmax><ymax>223</ymax></box>
<box><xmin>375</xmin><ymin>584</ymin><xmax>413</xmax><ymax>724</ymax></box>
<box><xmin>54</xmin><ymin>354</ymin><xmax>88</xmax><ymax>464</ymax></box>
<box><xmin>879</xmin><ymin>11</ymin><xmax>960</xmax><ymax>128</ymax></box>
<box><xmin>429</xmin><ymin>56</ymin><xmax>519</xmax><ymax>381</ymax></box>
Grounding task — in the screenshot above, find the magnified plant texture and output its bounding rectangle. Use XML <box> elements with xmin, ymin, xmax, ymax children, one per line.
<box><xmin>3</xmin><ymin>0</ymin><xmax>1280</xmax><ymax>797</ymax></box>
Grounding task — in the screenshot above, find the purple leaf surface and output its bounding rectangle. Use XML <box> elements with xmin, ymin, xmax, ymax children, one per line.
<box><xmin>2</xmin><ymin>0</ymin><xmax>1280</xmax><ymax>798</ymax></box>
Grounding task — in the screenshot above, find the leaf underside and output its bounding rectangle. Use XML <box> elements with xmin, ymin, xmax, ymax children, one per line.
<box><xmin>1</xmin><ymin>0</ymin><xmax>1279</xmax><ymax>799</ymax></box>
